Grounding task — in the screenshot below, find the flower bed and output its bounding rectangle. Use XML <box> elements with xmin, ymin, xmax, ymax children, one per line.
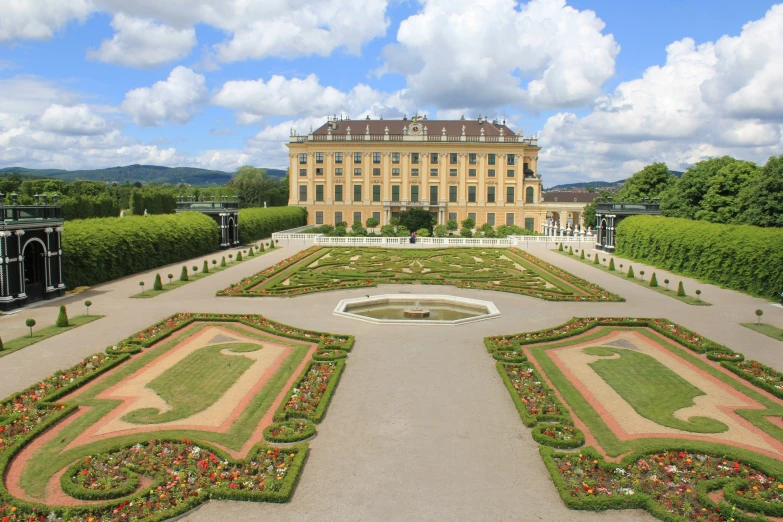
<box><xmin>531</xmin><ymin>423</ymin><xmax>585</xmax><ymax>449</ymax></box>
<box><xmin>722</xmin><ymin>360</ymin><xmax>783</xmax><ymax>399</ymax></box>
<box><xmin>492</xmin><ymin>350</ymin><xmax>528</xmax><ymax>363</ymax></box>
<box><xmin>312</xmin><ymin>349</ymin><xmax>349</xmax><ymax>361</ymax></box>
<box><xmin>274</xmin><ymin>361</ymin><xmax>345</xmax><ymax>422</ymax></box>
<box><xmin>497</xmin><ymin>362</ymin><xmax>569</xmax><ymax>427</ymax></box>
<box><xmin>263</xmin><ymin>420</ymin><xmax>316</xmax><ymax>443</ymax></box>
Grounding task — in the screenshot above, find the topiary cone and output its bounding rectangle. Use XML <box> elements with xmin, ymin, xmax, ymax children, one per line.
<box><xmin>56</xmin><ymin>305</ymin><xmax>69</xmax><ymax>327</ymax></box>
<box><xmin>237</xmin><ymin>251</ymin><xmax>243</xmax><ymax>261</ymax></box>
<box><xmin>180</xmin><ymin>266</ymin><xmax>189</xmax><ymax>282</ymax></box>
<box><xmin>153</xmin><ymin>273</ymin><xmax>163</xmax><ymax>291</ymax></box>
<box><xmin>608</xmin><ymin>258</ymin><xmax>615</xmax><ymax>271</ymax></box>
<box><xmin>649</xmin><ymin>272</ymin><xmax>658</xmax><ymax>287</ymax></box>
<box><xmin>558</xmin><ymin>243</ymin><xmax>563</xmax><ymax>252</ymax></box>
<box><xmin>248</xmin><ymin>246</ymin><xmax>255</xmax><ymax>257</ymax></box>
<box><xmin>677</xmin><ymin>281</ymin><xmax>686</xmax><ymax>296</ymax></box>
<box><xmin>220</xmin><ymin>256</ymin><xmax>227</xmax><ymax>267</ymax></box>
<box><xmin>627</xmin><ymin>266</ymin><xmax>635</xmax><ymax>278</ymax></box>
<box><xmin>259</xmin><ymin>243</ymin><xmax>265</xmax><ymax>252</ymax></box>
<box><xmin>593</xmin><ymin>253</ymin><xmax>600</xmax><ymax>264</ymax></box>
<box><xmin>580</xmin><ymin>250</ymin><xmax>585</xmax><ymax>260</ymax></box>
<box><xmin>202</xmin><ymin>260</ymin><xmax>209</xmax><ymax>273</ymax></box>
<box><xmin>0</xmin><ymin>336</ymin><xmax>4</xmax><ymax>351</ymax></box>
<box><xmin>568</xmin><ymin>246</ymin><xmax>573</xmax><ymax>255</ymax></box>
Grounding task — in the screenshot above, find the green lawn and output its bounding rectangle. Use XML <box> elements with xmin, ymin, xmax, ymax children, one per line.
<box><xmin>742</xmin><ymin>322</ymin><xmax>783</xmax><ymax>342</ymax></box>
<box><xmin>0</xmin><ymin>315</ymin><xmax>104</xmax><ymax>358</ymax></box>
<box><xmin>584</xmin><ymin>346</ymin><xmax>727</xmax><ymax>433</ymax></box>
<box><xmin>130</xmin><ymin>248</ymin><xmax>270</xmax><ymax>298</ymax></box>
<box><xmin>556</xmin><ymin>249</ymin><xmax>710</xmax><ymax>305</ymax></box>
<box><xmin>124</xmin><ymin>342</ymin><xmax>260</xmax><ymax>424</ymax></box>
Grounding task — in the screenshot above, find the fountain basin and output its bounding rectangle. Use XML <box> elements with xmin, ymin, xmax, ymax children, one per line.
<box><xmin>334</xmin><ymin>294</ymin><xmax>500</xmax><ymax>325</ymax></box>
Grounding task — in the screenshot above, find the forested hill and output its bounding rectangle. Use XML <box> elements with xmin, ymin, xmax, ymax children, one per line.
<box><xmin>0</xmin><ymin>165</ymin><xmax>287</xmax><ymax>185</ymax></box>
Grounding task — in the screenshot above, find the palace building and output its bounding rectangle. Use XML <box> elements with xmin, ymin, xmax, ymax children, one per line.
<box><xmin>287</xmin><ymin>115</ymin><xmax>547</xmax><ymax>232</ymax></box>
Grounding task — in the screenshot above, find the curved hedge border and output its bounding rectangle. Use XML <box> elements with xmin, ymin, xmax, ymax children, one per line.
<box><xmin>0</xmin><ymin>313</ymin><xmax>352</xmax><ymax>522</ymax></box>
<box><xmin>615</xmin><ymin>215</ymin><xmax>783</xmax><ymax>300</ymax></box>
<box><xmin>63</xmin><ymin>213</ymin><xmax>219</xmax><ymax>288</ymax></box>
<box><xmin>238</xmin><ymin>207</ymin><xmax>307</xmax><ymax>242</ymax></box>
<box><xmin>313</xmin><ymin>349</ymin><xmax>349</xmax><ymax>361</ymax></box>
<box><xmin>61</xmin><ymin>461</ymin><xmax>140</xmax><ymax>501</ymax></box>
<box><xmin>531</xmin><ymin>423</ymin><xmax>585</xmax><ymax>449</ymax></box>
<box><xmin>263</xmin><ymin>420</ymin><xmax>317</xmax><ymax>443</ymax></box>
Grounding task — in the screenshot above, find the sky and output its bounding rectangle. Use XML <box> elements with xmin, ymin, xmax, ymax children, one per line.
<box><xmin>0</xmin><ymin>0</ymin><xmax>782</xmax><ymax>187</ymax></box>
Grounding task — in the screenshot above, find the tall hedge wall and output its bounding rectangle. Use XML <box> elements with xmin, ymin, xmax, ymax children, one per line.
<box><xmin>62</xmin><ymin>213</ymin><xmax>219</xmax><ymax>288</ymax></box>
<box><xmin>238</xmin><ymin>207</ymin><xmax>307</xmax><ymax>242</ymax></box>
<box><xmin>615</xmin><ymin>215</ymin><xmax>783</xmax><ymax>299</ymax></box>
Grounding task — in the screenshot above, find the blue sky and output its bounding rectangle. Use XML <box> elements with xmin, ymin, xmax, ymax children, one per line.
<box><xmin>0</xmin><ymin>0</ymin><xmax>781</xmax><ymax>187</ymax></box>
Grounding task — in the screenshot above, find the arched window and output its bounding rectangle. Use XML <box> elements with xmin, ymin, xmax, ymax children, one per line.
<box><xmin>526</xmin><ymin>186</ymin><xmax>535</xmax><ymax>203</ymax></box>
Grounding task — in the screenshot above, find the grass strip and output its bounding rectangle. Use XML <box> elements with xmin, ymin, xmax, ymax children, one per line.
<box><xmin>0</xmin><ymin>315</ymin><xmax>104</xmax><ymax>358</ymax></box>
<box><xmin>741</xmin><ymin>322</ymin><xmax>783</xmax><ymax>342</ymax></box>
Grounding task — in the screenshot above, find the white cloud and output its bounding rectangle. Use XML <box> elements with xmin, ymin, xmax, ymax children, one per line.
<box><xmin>121</xmin><ymin>66</ymin><xmax>207</xmax><ymax>126</ymax></box>
<box><xmin>538</xmin><ymin>4</ymin><xmax>783</xmax><ymax>186</ymax></box>
<box><xmin>381</xmin><ymin>0</ymin><xmax>619</xmax><ymax>110</ymax></box>
<box><xmin>212</xmin><ymin>74</ymin><xmax>414</xmax><ymax>124</ymax></box>
<box><xmin>39</xmin><ymin>104</ymin><xmax>111</xmax><ymax>135</ymax></box>
<box><xmin>87</xmin><ymin>14</ymin><xmax>196</xmax><ymax>68</ymax></box>
<box><xmin>0</xmin><ymin>0</ymin><xmax>91</xmax><ymax>42</ymax></box>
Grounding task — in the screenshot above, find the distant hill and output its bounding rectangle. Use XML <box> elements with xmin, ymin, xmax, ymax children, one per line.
<box><xmin>546</xmin><ymin>171</ymin><xmax>683</xmax><ymax>191</ymax></box>
<box><xmin>0</xmin><ymin>165</ymin><xmax>287</xmax><ymax>185</ymax></box>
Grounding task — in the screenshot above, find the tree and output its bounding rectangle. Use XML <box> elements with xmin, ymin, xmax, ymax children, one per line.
<box><xmin>416</xmin><ymin>227</ymin><xmax>430</xmax><ymax>237</ymax></box>
<box><xmin>661</xmin><ymin>157</ymin><xmax>736</xmax><ymax>220</ymax></box>
<box><xmin>695</xmin><ymin>160</ymin><xmax>759</xmax><ymax>223</ymax></box>
<box><xmin>580</xmin><ymin>250</ymin><xmax>585</xmax><ymax>260</ymax></box>
<box><xmin>568</xmin><ymin>246</ymin><xmax>573</xmax><ymax>255</ymax></box>
<box><xmin>229</xmin><ymin>166</ymin><xmax>274</xmax><ymax>208</ymax></box>
<box><xmin>400</xmin><ymin>208</ymin><xmax>435</xmax><ymax>234</ymax></box>
<box><xmin>639</xmin><ymin>270</ymin><xmax>645</xmax><ymax>280</ymax></box>
<box><xmin>221</xmin><ymin>257</ymin><xmax>227</xmax><ymax>267</ymax></box>
<box><xmin>627</xmin><ymin>266</ymin><xmax>634</xmax><ymax>278</ymax></box>
<box><xmin>56</xmin><ymin>305</ymin><xmax>69</xmax><ymax>327</ymax></box>
<box><xmin>755</xmin><ymin>309</ymin><xmax>764</xmax><ymax>324</ymax></box>
<box><xmin>582</xmin><ymin>190</ymin><xmax>614</xmax><ymax>228</ymax></box>
<box><xmin>248</xmin><ymin>246</ymin><xmax>255</xmax><ymax>257</ymax></box>
<box><xmin>84</xmin><ymin>300</ymin><xmax>92</xmax><ymax>315</ymax></box>
<box><xmin>446</xmin><ymin>219</ymin><xmax>458</xmax><ymax>232</ymax></box>
<box><xmin>139</xmin><ymin>281</ymin><xmax>145</xmax><ymax>294</ymax></box>
<box><xmin>351</xmin><ymin>221</ymin><xmax>367</xmax><ymax>236</ymax></box>
<box><xmin>695</xmin><ymin>289</ymin><xmax>702</xmax><ymax>302</ymax></box>
<box><xmin>203</xmin><ymin>260</ymin><xmax>209</xmax><ymax>273</ymax></box>
<box><xmin>664</xmin><ymin>278</ymin><xmax>670</xmax><ymax>290</ymax></box>
<box><xmin>734</xmin><ymin>155</ymin><xmax>783</xmax><ymax>228</ymax></box>
<box><xmin>396</xmin><ymin>225</ymin><xmax>410</xmax><ymax>237</ymax></box>
<box><xmin>380</xmin><ymin>224</ymin><xmax>395</xmax><ymax>236</ymax></box>
<box><xmin>168</xmin><ymin>274</ymin><xmax>174</xmax><ymax>284</ymax></box>
<box><xmin>460</xmin><ymin>227</ymin><xmax>473</xmax><ymax>238</ymax></box>
<box><xmin>153</xmin><ymin>273</ymin><xmax>163</xmax><ymax>291</ymax></box>
<box><xmin>236</xmin><ymin>251</ymin><xmax>243</xmax><ymax>261</ymax></box>
<box><xmin>461</xmin><ymin>217</ymin><xmax>475</xmax><ymax>230</ymax></box>
<box><xmin>677</xmin><ymin>281</ymin><xmax>686</xmax><ymax>297</ymax></box>
<box><xmin>192</xmin><ymin>265</ymin><xmax>198</xmax><ymax>273</ymax></box>
<box><xmin>365</xmin><ymin>217</ymin><xmax>379</xmax><ymax>229</ymax></box>
<box><xmin>180</xmin><ymin>266</ymin><xmax>189</xmax><ymax>281</ymax></box>
<box><xmin>618</xmin><ymin>163</ymin><xmax>676</xmax><ymax>202</ymax></box>
<box><xmin>649</xmin><ymin>273</ymin><xmax>658</xmax><ymax>287</ymax></box>
<box><xmin>434</xmin><ymin>224</ymin><xmax>448</xmax><ymax>237</ymax></box>
<box><xmin>26</xmin><ymin>318</ymin><xmax>36</xmax><ymax>338</ymax></box>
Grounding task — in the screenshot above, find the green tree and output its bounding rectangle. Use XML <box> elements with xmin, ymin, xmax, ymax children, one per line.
<box><xmin>56</xmin><ymin>305</ymin><xmax>69</xmax><ymax>327</ymax></box>
<box><xmin>26</xmin><ymin>318</ymin><xmax>36</xmax><ymax>338</ymax></box>
<box><xmin>461</xmin><ymin>217</ymin><xmax>475</xmax><ymax>230</ymax></box>
<box><xmin>661</xmin><ymin>157</ymin><xmax>736</xmax><ymax>219</ymax></box>
<box><xmin>755</xmin><ymin>309</ymin><xmax>763</xmax><ymax>324</ymax></box>
<box><xmin>400</xmin><ymin>208</ymin><xmax>436</xmax><ymax>233</ymax></box>
<box><xmin>677</xmin><ymin>281</ymin><xmax>686</xmax><ymax>297</ymax></box>
<box><xmin>396</xmin><ymin>225</ymin><xmax>410</xmax><ymax>237</ymax></box>
<box><xmin>365</xmin><ymin>217</ymin><xmax>380</xmax><ymax>229</ymax></box>
<box><xmin>618</xmin><ymin>163</ymin><xmax>676</xmax><ymax>202</ymax></box>
<box><xmin>582</xmin><ymin>190</ymin><xmax>614</xmax><ymax>228</ymax></box>
<box><xmin>460</xmin><ymin>227</ymin><xmax>473</xmax><ymax>238</ymax></box>
<box><xmin>380</xmin><ymin>224</ymin><xmax>395</xmax><ymax>236</ymax></box>
<box><xmin>416</xmin><ymin>228</ymin><xmax>430</xmax><ymax>237</ymax></box>
<box><xmin>734</xmin><ymin>155</ymin><xmax>783</xmax><ymax>227</ymax></box>
<box><xmin>649</xmin><ymin>272</ymin><xmax>658</xmax><ymax>287</ymax></box>
<box><xmin>153</xmin><ymin>273</ymin><xmax>163</xmax><ymax>291</ymax></box>
<box><xmin>351</xmin><ymin>221</ymin><xmax>367</xmax><ymax>235</ymax></box>
<box><xmin>221</xmin><ymin>256</ymin><xmax>227</xmax><ymax>267</ymax></box>
<box><xmin>695</xmin><ymin>160</ymin><xmax>759</xmax><ymax>223</ymax></box>
<box><xmin>608</xmin><ymin>258</ymin><xmax>615</xmax><ymax>271</ymax></box>
<box><xmin>84</xmin><ymin>300</ymin><xmax>92</xmax><ymax>315</ymax></box>
<box><xmin>627</xmin><ymin>266</ymin><xmax>634</xmax><ymax>278</ymax></box>
<box><xmin>228</xmin><ymin>166</ymin><xmax>274</xmax><ymax>208</ymax></box>
<box><xmin>203</xmin><ymin>260</ymin><xmax>209</xmax><ymax>273</ymax></box>
<box><xmin>446</xmin><ymin>219</ymin><xmax>458</xmax><ymax>232</ymax></box>
<box><xmin>180</xmin><ymin>266</ymin><xmax>189</xmax><ymax>281</ymax></box>
<box><xmin>434</xmin><ymin>224</ymin><xmax>448</xmax><ymax>237</ymax></box>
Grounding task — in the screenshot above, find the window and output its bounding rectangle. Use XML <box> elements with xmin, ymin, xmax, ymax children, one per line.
<box><xmin>523</xmin><ymin>161</ymin><xmax>529</xmax><ymax>172</ymax></box>
<box><xmin>373</xmin><ymin>168</ymin><xmax>381</xmax><ymax>176</ymax></box>
<box><xmin>507</xmin><ymin>169</ymin><xmax>514</xmax><ymax>178</ymax></box>
<box><xmin>392</xmin><ymin>185</ymin><xmax>400</xmax><ymax>202</ymax></box>
<box><xmin>316</xmin><ymin>168</ymin><xmax>324</xmax><ymax>176</ymax></box>
<box><xmin>354</xmin><ymin>168</ymin><xmax>362</xmax><ymax>176</ymax></box>
<box><xmin>334</xmin><ymin>185</ymin><xmax>343</xmax><ymax>202</ymax></box>
<box><xmin>450</xmin><ymin>152</ymin><xmax>458</xmax><ymax>164</ymax></box>
<box><xmin>392</xmin><ymin>152</ymin><xmax>400</xmax><ymax>164</ymax></box>
<box><xmin>299</xmin><ymin>185</ymin><xmax>307</xmax><ymax>201</ymax></box>
<box><xmin>468</xmin><ymin>212</ymin><xmax>476</xmax><ymax>223</ymax></box>
<box><xmin>487</xmin><ymin>213</ymin><xmax>495</xmax><ymax>226</ymax></box>
<box><xmin>430</xmin><ymin>168</ymin><xmax>438</xmax><ymax>177</ymax></box>
<box><xmin>353</xmin><ymin>212</ymin><xmax>362</xmax><ymax>225</ymax></box>
<box><xmin>411</xmin><ymin>185</ymin><xmax>419</xmax><ymax>203</ymax></box>
<box><xmin>411</xmin><ymin>152</ymin><xmax>419</xmax><ymax>164</ymax></box>
<box><xmin>392</xmin><ymin>168</ymin><xmax>400</xmax><ymax>177</ymax></box>
<box><xmin>507</xmin><ymin>154</ymin><xmax>516</xmax><ymax>165</ymax></box>
<box><xmin>469</xmin><ymin>153</ymin><xmax>477</xmax><ymax>165</ymax></box>
<box><xmin>315</xmin><ymin>211</ymin><xmax>323</xmax><ymax>224</ymax></box>
<box><xmin>506</xmin><ymin>213</ymin><xmax>514</xmax><ymax>225</ymax></box>
<box><xmin>450</xmin><ymin>168</ymin><xmax>457</xmax><ymax>177</ymax></box>
<box><xmin>411</xmin><ymin>168</ymin><xmax>419</xmax><ymax>177</ymax></box>
<box><xmin>373</xmin><ymin>152</ymin><xmax>381</xmax><ymax>164</ymax></box>
<box><xmin>526</xmin><ymin>186</ymin><xmax>535</xmax><ymax>203</ymax></box>
<box><xmin>335</xmin><ymin>211</ymin><xmax>343</xmax><ymax>224</ymax></box>
<box><xmin>487</xmin><ymin>186</ymin><xmax>496</xmax><ymax>203</ymax></box>
<box><xmin>353</xmin><ymin>184</ymin><xmax>362</xmax><ymax>201</ymax></box>
<box><xmin>299</xmin><ymin>168</ymin><xmax>307</xmax><ymax>177</ymax></box>
<box><xmin>335</xmin><ymin>152</ymin><xmax>343</xmax><ymax>164</ymax></box>
<box><xmin>506</xmin><ymin>186</ymin><xmax>515</xmax><ymax>203</ymax></box>
<box><xmin>430</xmin><ymin>152</ymin><xmax>438</xmax><ymax>163</ymax></box>
<box><xmin>488</xmin><ymin>153</ymin><xmax>496</xmax><ymax>165</ymax></box>
<box><xmin>335</xmin><ymin>168</ymin><xmax>343</xmax><ymax>176</ymax></box>
<box><xmin>449</xmin><ymin>185</ymin><xmax>457</xmax><ymax>203</ymax></box>
<box><xmin>468</xmin><ymin>186</ymin><xmax>476</xmax><ymax>203</ymax></box>
<box><xmin>315</xmin><ymin>185</ymin><xmax>324</xmax><ymax>201</ymax></box>
<box><xmin>449</xmin><ymin>212</ymin><xmax>457</xmax><ymax>221</ymax></box>
<box><xmin>299</xmin><ymin>153</ymin><xmax>307</xmax><ymax>164</ymax></box>
<box><xmin>525</xmin><ymin>218</ymin><xmax>535</xmax><ymax>232</ymax></box>
<box><xmin>429</xmin><ymin>185</ymin><xmax>438</xmax><ymax>205</ymax></box>
<box><xmin>316</xmin><ymin>152</ymin><xmax>324</xmax><ymax>164</ymax></box>
<box><xmin>354</xmin><ymin>152</ymin><xmax>362</xmax><ymax>163</ymax></box>
<box><xmin>488</xmin><ymin>169</ymin><xmax>496</xmax><ymax>177</ymax></box>
<box><xmin>469</xmin><ymin>168</ymin><xmax>476</xmax><ymax>177</ymax></box>
<box><xmin>372</xmin><ymin>185</ymin><xmax>381</xmax><ymax>202</ymax></box>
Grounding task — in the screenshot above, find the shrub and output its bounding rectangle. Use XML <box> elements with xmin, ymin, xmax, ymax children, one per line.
<box><xmin>755</xmin><ymin>308</ymin><xmax>763</xmax><ymax>324</ymax></box>
<box><xmin>268</xmin><ymin>240</ymin><xmax>275</xmax><ymax>249</ymax></box>
<box><xmin>568</xmin><ymin>246</ymin><xmax>573</xmax><ymax>255</ymax></box>
<box><xmin>202</xmin><ymin>260</ymin><xmax>209</xmax><ymax>273</ymax></box>
<box><xmin>259</xmin><ymin>243</ymin><xmax>265</xmax><ymax>252</ymax></box>
<box><xmin>25</xmin><ymin>318</ymin><xmax>36</xmax><ymax>337</ymax></box>
<box><xmin>460</xmin><ymin>227</ymin><xmax>473</xmax><ymax>238</ymax></box>
<box><xmin>84</xmin><ymin>300</ymin><xmax>92</xmax><ymax>315</ymax></box>
<box><xmin>0</xmin><ymin>336</ymin><xmax>3</xmax><ymax>350</ymax></box>
<box><xmin>558</xmin><ymin>243</ymin><xmax>563</xmax><ymax>252</ymax></box>
<box><xmin>616</xmin><ymin>215</ymin><xmax>783</xmax><ymax>300</ymax></box>
<box><xmin>415</xmin><ymin>227</ymin><xmax>430</xmax><ymax>237</ymax></box>
<box><xmin>167</xmin><ymin>274</ymin><xmax>174</xmax><ymax>284</ymax></box>
<box><xmin>138</xmin><ymin>281</ymin><xmax>145</xmax><ymax>293</ymax></box>
<box><xmin>627</xmin><ymin>266</ymin><xmax>634</xmax><ymax>278</ymax></box>
<box><xmin>695</xmin><ymin>289</ymin><xmax>702</xmax><ymax>301</ymax></box>
<box><xmin>593</xmin><ymin>252</ymin><xmax>600</xmax><ymax>264</ymax></box>
<box><xmin>192</xmin><ymin>265</ymin><xmax>198</xmax><ymax>273</ymax></box>
<box><xmin>649</xmin><ymin>272</ymin><xmax>658</xmax><ymax>287</ymax></box>
<box><xmin>153</xmin><ymin>273</ymin><xmax>163</xmax><ymax>291</ymax></box>
<box><xmin>664</xmin><ymin>278</ymin><xmax>670</xmax><ymax>289</ymax></box>
<box><xmin>56</xmin><ymin>305</ymin><xmax>69</xmax><ymax>327</ymax></box>
<box><xmin>639</xmin><ymin>270</ymin><xmax>645</xmax><ymax>280</ymax></box>
<box><xmin>247</xmin><ymin>246</ymin><xmax>255</xmax><ymax>257</ymax></box>
<box><xmin>221</xmin><ymin>256</ymin><xmax>227</xmax><ymax>267</ymax></box>
<box><xmin>580</xmin><ymin>250</ymin><xmax>585</xmax><ymax>260</ymax></box>
<box><xmin>237</xmin><ymin>207</ymin><xmax>306</xmax><ymax>242</ymax></box>
<box><xmin>236</xmin><ymin>251</ymin><xmax>242</xmax><ymax>261</ymax></box>
<box><xmin>434</xmin><ymin>224</ymin><xmax>447</xmax><ymax>237</ymax></box>
<box><xmin>180</xmin><ymin>266</ymin><xmax>189</xmax><ymax>282</ymax></box>
<box><xmin>677</xmin><ymin>281</ymin><xmax>686</xmax><ymax>296</ymax></box>
<box><xmin>608</xmin><ymin>258</ymin><xmax>615</xmax><ymax>271</ymax></box>
<box><xmin>62</xmin><ymin>213</ymin><xmax>219</xmax><ymax>288</ymax></box>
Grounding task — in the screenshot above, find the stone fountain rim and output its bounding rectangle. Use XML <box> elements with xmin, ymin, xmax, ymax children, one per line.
<box><xmin>333</xmin><ymin>293</ymin><xmax>500</xmax><ymax>326</ymax></box>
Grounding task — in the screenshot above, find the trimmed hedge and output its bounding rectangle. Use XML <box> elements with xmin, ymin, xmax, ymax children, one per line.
<box><xmin>62</xmin><ymin>213</ymin><xmax>219</xmax><ymax>288</ymax></box>
<box><xmin>239</xmin><ymin>207</ymin><xmax>307</xmax><ymax>242</ymax></box>
<box><xmin>616</xmin><ymin>215</ymin><xmax>783</xmax><ymax>300</ymax></box>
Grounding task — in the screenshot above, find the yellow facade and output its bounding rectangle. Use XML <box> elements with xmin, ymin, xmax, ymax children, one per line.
<box><xmin>287</xmin><ymin>117</ymin><xmax>548</xmax><ymax>232</ymax></box>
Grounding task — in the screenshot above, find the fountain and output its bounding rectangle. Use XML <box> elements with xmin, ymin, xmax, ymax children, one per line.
<box><xmin>403</xmin><ymin>300</ymin><xmax>431</xmax><ymax>318</ymax></box>
<box><xmin>334</xmin><ymin>294</ymin><xmax>500</xmax><ymax>325</ymax></box>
